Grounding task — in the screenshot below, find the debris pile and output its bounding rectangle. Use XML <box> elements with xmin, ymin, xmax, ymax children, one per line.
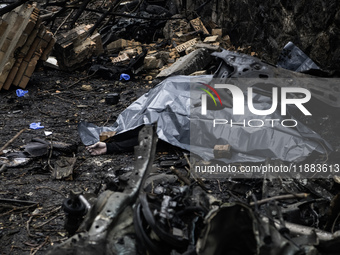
<box><xmin>54</xmin><ymin>24</ymin><xmax>103</xmax><ymax>71</ymax></box>
<box><xmin>87</xmin><ymin>15</ymin><xmax>243</xmax><ymax>81</ymax></box>
<box><xmin>0</xmin><ymin>3</ymin><xmax>55</xmax><ymax>91</ymax></box>
<box><xmin>0</xmin><ymin>1</ymin><xmax>256</xmax><ymax>87</ymax></box>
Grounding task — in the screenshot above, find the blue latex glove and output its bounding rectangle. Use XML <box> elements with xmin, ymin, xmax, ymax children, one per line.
<box><xmin>16</xmin><ymin>89</ymin><xmax>29</xmax><ymax>97</ymax></box>
<box><xmin>120</xmin><ymin>73</ymin><xmax>130</xmax><ymax>81</ymax></box>
<box><xmin>30</xmin><ymin>122</ymin><xmax>44</xmax><ymax>129</ymax></box>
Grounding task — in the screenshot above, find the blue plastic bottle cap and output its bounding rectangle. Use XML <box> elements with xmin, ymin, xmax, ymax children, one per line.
<box><xmin>120</xmin><ymin>73</ymin><xmax>130</xmax><ymax>81</ymax></box>
<box><xmin>16</xmin><ymin>89</ymin><xmax>29</xmax><ymax>97</ymax></box>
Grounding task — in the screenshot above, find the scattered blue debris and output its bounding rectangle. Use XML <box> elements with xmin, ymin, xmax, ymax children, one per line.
<box><xmin>16</xmin><ymin>89</ymin><xmax>28</xmax><ymax>97</ymax></box>
<box><xmin>120</xmin><ymin>73</ymin><xmax>130</xmax><ymax>81</ymax></box>
<box><xmin>30</xmin><ymin>122</ymin><xmax>44</xmax><ymax>130</ymax></box>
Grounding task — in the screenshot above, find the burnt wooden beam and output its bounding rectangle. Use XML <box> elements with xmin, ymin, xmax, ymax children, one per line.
<box><xmin>69</xmin><ymin>0</ymin><xmax>92</xmax><ymax>28</ymax></box>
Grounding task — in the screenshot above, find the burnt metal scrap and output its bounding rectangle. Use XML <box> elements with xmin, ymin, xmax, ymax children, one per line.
<box><xmin>212</xmin><ymin>50</ymin><xmax>340</xmax><ymax>109</ymax></box>
<box><xmin>193</xmin><ymin>178</ymin><xmax>340</xmax><ymax>255</ymax></box>
<box><xmin>47</xmin><ymin>124</ymin><xmax>159</xmax><ymax>254</ymax></box>
<box><xmin>52</xmin><ymin>126</ymin><xmax>340</xmax><ymax>254</ymax></box>
<box><xmin>135</xmin><ymin>182</ymin><xmax>210</xmax><ymax>254</ymax></box>
<box><xmin>49</xmin><ymin>124</ymin><xmax>212</xmax><ymax>254</ymax></box>
<box><xmin>48</xmin><ymin>165</ymin><xmax>340</xmax><ymax>254</ymax></box>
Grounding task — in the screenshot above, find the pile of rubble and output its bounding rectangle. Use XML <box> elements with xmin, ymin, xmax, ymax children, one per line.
<box><xmin>0</xmin><ymin>1</ymin><xmax>258</xmax><ymax>89</ymax></box>
<box><xmin>0</xmin><ymin>3</ymin><xmax>55</xmax><ymax>91</ymax></box>
<box><xmin>52</xmin><ymin>15</ymin><xmax>255</xmax><ymax>81</ymax></box>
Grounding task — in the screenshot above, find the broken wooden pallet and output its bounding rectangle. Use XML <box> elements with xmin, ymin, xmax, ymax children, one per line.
<box><xmin>0</xmin><ymin>3</ymin><xmax>55</xmax><ymax>91</ymax></box>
